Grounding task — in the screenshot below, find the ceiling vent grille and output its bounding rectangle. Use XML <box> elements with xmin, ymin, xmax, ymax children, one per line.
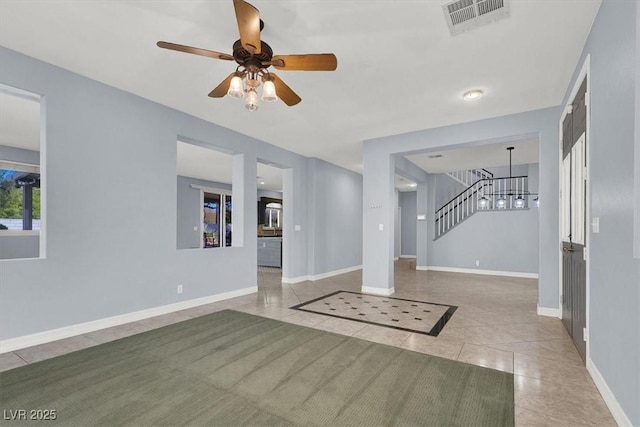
<box><xmin>443</xmin><ymin>0</ymin><xmax>509</xmax><ymax>36</ymax></box>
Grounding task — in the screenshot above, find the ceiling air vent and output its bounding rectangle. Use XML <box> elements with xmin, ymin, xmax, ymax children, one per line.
<box><xmin>442</xmin><ymin>0</ymin><xmax>509</xmax><ymax>36</ymax></box>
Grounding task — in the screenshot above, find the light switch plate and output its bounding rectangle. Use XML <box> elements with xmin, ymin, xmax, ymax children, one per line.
<box><xmin>591</xmin><ymin>217</ymin><xmax>600</xmax><ymax>233</ymax></box>
<box><xmin>294</xmin><ymin>225</ymin><xmax>301</xmax><ymax>231</ymax></box>
<box><xmin>378</xmin><ymin>224</ymin><xmax>384</xmax><ymax>231</ymax></box>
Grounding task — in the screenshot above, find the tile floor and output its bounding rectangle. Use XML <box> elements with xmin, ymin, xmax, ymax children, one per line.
<box><xmin>0</xmin><ymin>260</ymin><xmax>616</xmax><ymax>426</ymax></box>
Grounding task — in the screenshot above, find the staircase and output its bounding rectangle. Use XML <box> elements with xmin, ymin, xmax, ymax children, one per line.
<box><xmin>446</xmin><ymin>169</ymin><xmax>493</xmax><ymax>187</ymax></box>
<box><xmin>435</xmin><ymin>174</ymin><xmax>529</xmax><ymax>239</ymax></box>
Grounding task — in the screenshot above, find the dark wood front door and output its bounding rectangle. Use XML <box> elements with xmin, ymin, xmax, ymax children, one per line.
<box><xmin>561</xmin><ymin>77</ymin><xmax>587</xmax><ymax>362</ymax></box>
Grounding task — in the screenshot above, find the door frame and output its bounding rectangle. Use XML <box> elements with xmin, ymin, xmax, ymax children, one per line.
<box><xmin>558</xmin><ymin>54</ymin><xmax>591</xmax><ymax>361</ymax></box>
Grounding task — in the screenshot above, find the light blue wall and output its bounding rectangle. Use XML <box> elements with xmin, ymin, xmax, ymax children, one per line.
<box><xmin>176</xmin><ymin>176</ymin><xmax>231</xmax><ymax>250</ymax></box>
<box><xmin>635</xmin><ymin>2</ymin><xmax>640</xmax><ymax>259</ymax></box>
<box><xmin>435</xmin><ymin>174</ymin><xmax>466</xmax><ymax>210</ymax></box>
<box><xmin>429</xmin><ymin>208</ymin><xmax>538</xmax><ymax>273</ymax></box>
<box><xmin>484</xmin><ymin>164</ymin><xmax>529</xmax><ymax>179</ymax></box>
<box><xmin>427</xmin><ymin>163</ymin><xmax>539</xmax><ymax>274</ymax></box>
<box><xmin>0</xmin><ymin>145</ymin><xmax>40</xmax><ymax>259</ymax></box>
<box><xmin>561</xmin><ymin>1</ymin><xmax>639</xmax><ymax>423</ymax></box>
<box><xmin>363</xmin><ymin>108</ymin><xmax>558</xmax><ymax>301</ymax></box>
<box><xmin>399</xmin><ymin>191</ymin><xmax>417</xmax><ymax>256</ymax></box>
<box><xmin>307</xmin><ymin>158</ymin><xmax>362</xmax><ymax>275</ymax></box>
<box><xmin>0</xmin><ymin>47</ymin><xmax>319</xmax><ymax>340</ymax></box>
<box><xmin>394</xmin><ymin>190</ymin><xmax>400</xmax><ymax>258</ymax></box>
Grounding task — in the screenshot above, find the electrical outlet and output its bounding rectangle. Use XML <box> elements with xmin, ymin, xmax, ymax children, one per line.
<box><xmin>475</xmin><ymin>260</ymin><xmax>480</xmax><ymax>267</ymax></box>
<box><xmin>177</xmin><ymin>285</ymin><xmax>183</xmax><ymax>294</ymax></box>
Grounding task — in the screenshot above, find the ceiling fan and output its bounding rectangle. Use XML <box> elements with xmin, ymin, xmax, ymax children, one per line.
<box><xmin>157</xmin><ymin>0</ymin><xmax>337</xmax><ymax>110</ymax></box>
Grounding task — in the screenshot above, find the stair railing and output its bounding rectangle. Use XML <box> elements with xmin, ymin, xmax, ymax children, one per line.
<box><xmin>435</xmin><ymin>175</ymin><xmax>528</xmax><ymax>238</ymax></box>
<box><xmin>446</xmin><ymin>168</ymin><xmax>494</xmax><ymax>187</ymax></box>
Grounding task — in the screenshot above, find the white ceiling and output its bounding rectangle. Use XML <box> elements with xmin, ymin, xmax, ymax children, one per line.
<box><xmin>0</xmin><ymin>91</ymin><xmax>40</xmax><ymax>152</ymax></box>
<box><xmin>395</xmin><ymin>174</ymin><xmax>418</xmax><ymax>193</ymax></box>
<box><xmin>0</xmin><ymin>1</ymin><xmax>600</xmax><ymax>174</ymax></box>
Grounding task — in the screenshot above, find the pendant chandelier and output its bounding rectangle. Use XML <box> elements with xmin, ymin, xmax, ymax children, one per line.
<box><xmin>478</xmin><ymin>147</ymin><xmax>539</xmax><ymax>209</ymax></box>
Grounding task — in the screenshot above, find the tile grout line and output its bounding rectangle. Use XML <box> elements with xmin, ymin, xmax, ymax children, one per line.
<box><xmin>455</xmin><ymin>342</ymin><xmax>466</xmax><ymax>360</ymax></box>
<box><xmin>13</xmin><ymin>351</ymin><xmax>30</xmax><ymax>365</ymax></box>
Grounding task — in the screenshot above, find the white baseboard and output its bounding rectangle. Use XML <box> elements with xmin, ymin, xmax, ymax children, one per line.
<box><xmin>0</xmin><ymin>285</ymin><xmax>257</xmax><ymax>354</ymax></box>
<box><xmin>282</xmin><ymin>265</ymin><xmax>362</xmax><ymax>284</ymax></box>
<box><xmin>361</xmin><ymin>286</ymin><xmax>395</xmax><ymax>296</ymax></box>
<box><xmin>536</xmin><ymin>304</ymin><xmax>561</xmax><ymax>318</ymax></box>
<box><xmin>399</xmin><ymin>255</ymin><xmax>416</xmax><ymax>259</ymax></box>
<box><xmin>281</xmin><ymin>275</ymin><xmax>309</xmax><ymax>284</ymax></box>
<box><xmin>416</xmin><ymin>266</ymin><xmax>429</xmax><ymax>271</ymax></box>
<box><xmin>425</xmin><ymin>266</ymin><xmax>539</xmax><ymax>279</ymax></box>
<box><xmin>394</xmin><ymin>257</ymin><xmax>399</xmax><ymax>261</ymax></box>
<box><xmin>587</xmin><ymin>358</ymin><xmax>633</xmax><ymax>426</ymax></box>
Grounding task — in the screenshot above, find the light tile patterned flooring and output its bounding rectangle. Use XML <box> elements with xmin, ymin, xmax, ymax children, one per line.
<box><xmin>291</xmin><ymin>290</ymin><xmax>456</xmax><ymax>335</ymax></box>
<box><xmin>0</xmin><ymin>260</ymin><xmax>616</xmax><ymax>426</ymax></box>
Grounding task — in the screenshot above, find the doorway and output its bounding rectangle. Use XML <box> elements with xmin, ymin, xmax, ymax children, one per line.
<box><xmin>256</xmin><ymin>161</ymin><xmax>283</xmax><ymax>271</ymax></box>
<box><xmin>560</xmin><ymin>74</ymin><xmax>588</xmax><ymax>362</ymax></box>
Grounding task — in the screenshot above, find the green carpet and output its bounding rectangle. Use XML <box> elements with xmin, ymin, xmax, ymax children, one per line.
<box><xmin>0</xmin><ymin>310</ymin><xmax>514</xmax><ymax>426</ymax></box>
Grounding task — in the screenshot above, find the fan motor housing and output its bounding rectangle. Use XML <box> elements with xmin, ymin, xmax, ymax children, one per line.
<box><xmin>232</xmin><ymin>40</ymin><xmax>273</xmax><ymax>66</ymax></box>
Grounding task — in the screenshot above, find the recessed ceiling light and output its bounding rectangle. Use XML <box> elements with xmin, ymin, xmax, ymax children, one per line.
<box><xmin>463</xmin><ymin>89</ymin><xmax>484</xmax><ymax>101</ymax></box>
<box><xmin>408</xmin><ymin>183</ymin><xmax>417</xmax><ymax>187</ymax></box>
<box><xmin>260</xmin><ymin>181</ymin><xmax>265</xmax><ymax>185</ymax></box>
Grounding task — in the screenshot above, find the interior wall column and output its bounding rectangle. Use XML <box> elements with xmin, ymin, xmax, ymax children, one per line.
<box><xmin>282</xmin><ymin>164</ymin><xmax>310</xmax><ymax>282</ymax></box>
<box><xmin>416</xmin><ymin>181</ymin><xmax>428</xmax><ymax>268</ymax></box>
<box><xmin>362</xmin><ymin>147</ymin><xmax>395</xmax><ymax>295</ymax></box>
<box><xmin>232</xmin><ymin>153</ymin><xmax>257</xmax><ymax>253</ymax></box>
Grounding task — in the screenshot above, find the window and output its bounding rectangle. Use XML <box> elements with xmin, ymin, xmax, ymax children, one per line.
<box><xmin>0</xmin><ymin>163</ymin><xmax>40</xmax><ymax>231</ymax></box>
<box><xmin>203</xmin><ymin>191</ymin><xmax>232</xmax><ymax>248</ymax></box>
<box><xmin>176</xmin><ymin>140</ymin><xmax>236</xmax><ymax>251</ymax></box>
<box><xmin>264</xmin><ymin>202</ymin><xmax>282</xmax><ymax>229</ymax></box>
<box><xmin>0</xmin><ymin>87</ymin><xmax>44</xmax><ymax>260</ymax></box>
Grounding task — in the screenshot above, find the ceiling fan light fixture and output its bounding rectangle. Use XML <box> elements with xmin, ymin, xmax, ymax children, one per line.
<box><xmin>228</xmin><ymin>76</ymin><xmax>245</xmax><ymax>98</ymax></box>
<box><xmin>463</xmin><ymin>89</ymin><xmax>484</xmax><ymax>101</ymax></box>
<box><xmin>262</xmin><ymin>80</ymin><xmax>278</xmax><ymax>102</ymax></box>
<box><xmin>245</xmin><ymin>88</ymin><xmax>259</xmax><ymax>111</ymax></box>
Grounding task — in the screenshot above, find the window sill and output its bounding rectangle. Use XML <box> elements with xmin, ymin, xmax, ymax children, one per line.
<box><xmin>0</xmin><ymin>230</ymin><xmax>40</xmax><ymax>236</ymax></box>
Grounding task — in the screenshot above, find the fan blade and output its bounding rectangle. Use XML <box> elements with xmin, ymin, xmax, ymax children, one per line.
<box><xmin>157</xmin><ymin>41</ymin><xmax>234</xmax><ymax>61</ymax></box>
<box><xmin>233</xmin><ymin>0</ymin><xmax>261</xmax><ymax>55</ymax></box>
<box><xmin>271</xmin><ymin>54</ymin><xmax>337</xmax><ymax>71</ymax></box>
<box><xmin>208</xmin><ymin>73</ymin><xmax>238</xmax><ymax>98</ymax></box>
<box><xmin>265</xmin><ymin>74</ymin><xmax>301</xmax><ymax>106</ymax></box>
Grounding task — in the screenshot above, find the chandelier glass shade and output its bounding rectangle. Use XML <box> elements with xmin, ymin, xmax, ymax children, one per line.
<box><xmin>227</xmin><ymin>68</ymin><xmax>278</xmax><ymax>112</ymax></box>
<box><xmin>477</xmin><ymin>146</ymin><xmax>539</xmax><ymax>210</ymax></box>
<box><xmin>228</xmin><ymin>76</ymin><xmax>244</xmax><ymax>98</ymax></box>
